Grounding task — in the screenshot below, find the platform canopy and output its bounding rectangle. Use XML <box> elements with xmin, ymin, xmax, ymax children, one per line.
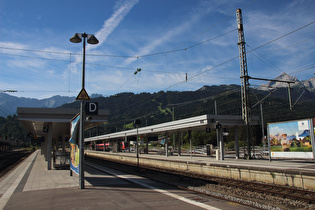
<box><xmin>85</xmin><ymin>114</ymin><xmax>259</xmax><ymax>142</ymax></box>
<box><xmin>17</xmin><ymin>107</ymin><xmax>109</xmax><ymax>140</ymax></box>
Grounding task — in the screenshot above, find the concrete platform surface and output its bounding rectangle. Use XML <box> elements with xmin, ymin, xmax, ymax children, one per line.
<box><xmin>0</xmin><ymin>150</ymin><xmax>253</xmax><ymax>210</ymax></box>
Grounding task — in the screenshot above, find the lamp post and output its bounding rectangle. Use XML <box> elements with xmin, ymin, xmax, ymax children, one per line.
<box><xmin>134</xmin><ymin>119</ymin><xmax>141</xmax><ymax>168</ymax></box>
<box><xmin>70</xmin><ymin>32</ymin><xmax>99</xmax><ymax>189</ymax></box>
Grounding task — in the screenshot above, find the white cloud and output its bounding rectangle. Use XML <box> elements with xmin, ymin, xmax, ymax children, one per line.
<box><xmin>0</xmin><ymin>42</ymin><xmax>28</xmax><ymax>49</ymax></box>
<box><xmin>123</xmin><ymin>21</ymin><xmax>194</xmax><ymax>65</ymax></box>
<box><xmin>7</xmin><ymin>58</ymin><xmax>45</xmax><ymax>70</ymax></box>
<box><xmin>122</xmin><ymin>1</ymin><xmax>215</xmax><ymax>66</ymax></box>
<box><xmin>69</xmin><ymin>0</ymin><xmax>140</xmax><ymax>81</ymax></box>
<box><xmin>89</xmin><ymin>0</ymin><xmax>140</xmax><ymax>50</ymax></box>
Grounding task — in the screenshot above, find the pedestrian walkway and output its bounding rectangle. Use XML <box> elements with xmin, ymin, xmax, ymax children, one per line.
<box><xmin>23</xmin><ymin>151</ymin><xmax>82</xmax><ymax>191</ymax></box>
<box><xmin>0</xmin><ymin>150</ymin><xmax>87</xmax><ymax>209</ymax></box>
<box><xmin>0</xmin><ymin>150</ymin><xmax>250</xmax><ymax>210</ymax></box>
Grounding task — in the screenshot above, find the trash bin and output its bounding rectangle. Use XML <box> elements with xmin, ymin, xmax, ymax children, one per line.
<box><xmin>53</xmin><ymin>150</ymin><xmax>70</xmax><ymax>169</ymax></box>
<box><xmin>206</xmin><ymin>144</ymin><xmax>211</xmax><ymax>156</ymax></box>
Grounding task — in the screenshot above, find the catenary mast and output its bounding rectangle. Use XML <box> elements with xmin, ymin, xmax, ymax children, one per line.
<box><xmin>236</xmin><ymin>8</ymin><xmax>251</xmax><ymax>158</ymax></box>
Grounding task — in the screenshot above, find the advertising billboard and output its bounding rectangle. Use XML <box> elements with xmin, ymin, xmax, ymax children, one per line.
<box><xmin>69</xmin><ymin>114</ymin><xmax>80</xmax><ymax>174</ymax></box>
<box><xmin>268</xmin><ymin>118</ymin><xmax>314</xmax><ymax>159</ymax></box>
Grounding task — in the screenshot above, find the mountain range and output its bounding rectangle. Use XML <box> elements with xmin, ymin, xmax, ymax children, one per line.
<box><xmin>0</xmin><ymin>93</ymin><xmax>107</xmax><ymax>117</ymax></box>
<box><xmin>257</xmin><ymin>73</ymin><xmax>315</xmax><ymax>92</ymax></box>
<box><xmin>0</xmin><ymin>73</ymin><xmax>314</xmax><ymax>124</ymax></box>
<box><xmin>271</xmin><ymin>129</ymin><xmax>310</xmax><ymax>141</ymax></box>
<box><xmin>0</xmin><ymin>94</ymin><xmax>76</xmax><ymax>117</ymax></box>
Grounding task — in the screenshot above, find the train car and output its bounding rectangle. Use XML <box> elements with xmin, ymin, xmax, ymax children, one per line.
<box><xmin>121</xmin><ymin>141</ymin><xmax>129</xmax><ymax>150</ymax></box>
<box><xmin>95</xmin><ymin>141</ymin><xmax>129</xmax><ymax>152</ymax></box>
<box><xmin>95</xmin><ymin>142</ymin><xmax>110</xmax><ymax>151</ymax></box>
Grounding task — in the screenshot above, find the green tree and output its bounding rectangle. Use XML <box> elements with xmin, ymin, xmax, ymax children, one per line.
<box><xmin>0</xmin><ymin>115</ymin><xmax>28</xmax><ymax>145</ymax></box>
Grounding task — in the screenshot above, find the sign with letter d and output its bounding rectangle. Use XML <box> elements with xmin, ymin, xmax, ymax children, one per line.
<box><xmin>86</xmin><ymin>102</ymin><xmax>98</xmax><ymax>115</ymax></box>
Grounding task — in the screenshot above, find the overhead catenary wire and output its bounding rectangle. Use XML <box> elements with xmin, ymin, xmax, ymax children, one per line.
<box><xmin>288</xmin><ymin>64</ymin><xmax>315</xmax><ymax>75</ymax></box>
<box><xmin>0</xmin><ymin>29</ymin><xmax>237</xmax><ymax>61</ymax></box>
<box><xmin>92</xmin><ymin>15</ymin><xmax>314</xmax><ymax>125</ymax></box>
<box><xmin>107</xmin><ymin>88</ymin><xmax>243</xmax><ymax>127</ymax></box>
<box><xmin>246</xmin><ymin>36</ymin><xmax>315</xmax><ymax>85</ymax></box>
<box><xmin>0</xmin><ymin>16</ymin><xmax>313</xmax><ymax>115</ymax></box>
<box><xmin>0</xmin><ymin>52</ymin><xmax>69</xmax><ymax>62</ymax></box>
<box><xmin>0</xmin><ymin>46</ymin><xmax>71</xmax><ymax>55</ymax></box>
<box><xmin>247</xmin><ymin>20</ymin><xmax>315</xmax><ymax>53</ymax></box>
<box><xmin>0</xmin><ymin>0</ymin><xmax>257</xmax><ymax>61</ymax></box>
<box><xmin>109</xmin><ymin>84</ymin><xmax>242</xmax><ymax>125</ymax></box>
<box><xmin>109</xmin><ymin>53</ymin><xmax>312</xmax><ymax>125</ymax></box>
<box><xmin>173</xmin><ymin>0</ymin><xmax>257</xmax><ymax>49</ymax></box>
<box><xmin>103</xmin><ymin>20</ymin><xmax>315</xmax><ymax>120</ymax></box>
<box><xmin>0</xmin><ymin>20</ymin><xmax>312</xmax><ymax>64</ymax></box>
<box><xmin>0</xmin><ymin>29</ymin><xmax>238</xmax><ymax>95</ymax></box>
<box><xmin>0</xmin><ymin>20</ymin><xmax>313</xmax><ymax>82</ymax></box>
<box><xmin>246</xmin><ymin>43</ymin><xmax>283</xmax><ymax>74</ymax></box>
<box><xmin>113</xmin><ymin>20</ymin><xmax>315</xmax><ymax>97</ymax></box>
<box><xmin>250</xmin><ymin>63</ymin><xmax>315</xmax><ymax>88</ymax></box>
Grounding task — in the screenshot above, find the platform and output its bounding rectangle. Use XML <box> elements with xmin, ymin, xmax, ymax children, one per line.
<box><xmin>86</xmin><ymin>150</ymin><xmax>315</xmax><ymax>190</ymax></box>
<box><xmin>0</xmin><ymin>150</ymin><xmax>254</xmax><ymax>210</ymax></box>
<box><xmin>0</xmin><ymin>150</ymin><xmax>82</xmax><ymax>209</ymax></box>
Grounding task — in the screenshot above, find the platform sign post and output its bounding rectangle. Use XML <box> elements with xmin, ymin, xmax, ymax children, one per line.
<box><xmin>76</xmin><ymin>89</ymin><xmax>90</xmax><ymax>189</ymax></box>
<box><xmin>70</xmin><ymin>32</ymin><xmax>98</xmax><ymax>189</ymax></box>
<box><xmin>134</xmin><ymin>119</ymin><xmax>141</xmax><ymax>168</ymax></box>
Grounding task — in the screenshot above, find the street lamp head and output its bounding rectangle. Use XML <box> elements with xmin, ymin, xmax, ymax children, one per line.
<box><xmin>70</xmin><ymin>33</ymin><xmax>82</xmax><ymax>43</ymax></box>
<box><xmin>87</xmin><ymin>35</ymin><xmax>99</xmax><ymax>45</ymax></box>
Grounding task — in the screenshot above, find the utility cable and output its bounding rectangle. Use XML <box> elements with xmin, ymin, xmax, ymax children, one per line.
<box><xmin>175</xmin><ymin>0</ymin><xmax>257</xmax><ymax>49</ymax></box>
<box><xmin>246</xmin><ymin>43</ymin><xmax>283</xmax><ymax>74</ymax></box>
<box><xmin>2</xmin><ymin>18</ymin><xmax>313</xmax><ymax>117</ymax></box>
<box><xmin>247</xmin><ymin>20</ymin><xmax>315</xmax><ymax>52</ymax></box>
<box><xmin>0</xmin><ymin>46</ymin><xmax>71</xmax><ymax>55</ymax></box>
<box><xmin>0</xmin><ymin>30</ymin><xmax>237</xmax><ymax>61</ymax></box>
<box><xmin>0</xmin><ymin>52</ymin><xmax>69</xmax><ymax>62</ymax></box>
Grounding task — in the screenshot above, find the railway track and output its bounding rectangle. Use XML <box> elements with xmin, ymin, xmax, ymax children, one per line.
<box><xmin>0</xmin><ymin>150</ymin><xmax>33</xmax><ymax>178</ymax></box>
<box><xmin>86</xmin><ymin>154</ymin><xmax>315</xmax><ymax>209</ymax></box>
<box><xmin>218</xmin><ymin>178</ymin><xmax>315</xmax><ymax>204</ymax></box>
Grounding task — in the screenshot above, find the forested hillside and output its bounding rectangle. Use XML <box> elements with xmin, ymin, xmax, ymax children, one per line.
<box><xmin>60</xmin><ymin>84</ymin><xmax>315</xmax><ymax>139</ymax></box>
<box><xmin>1</xmin><ymin>84</ymin><xmax>314</xmax><ymax>148</ymax></box>
<box><xmin>0</xmin><ymin>115</ymin><xmax>29</xmax><ymax>147</ymax></box>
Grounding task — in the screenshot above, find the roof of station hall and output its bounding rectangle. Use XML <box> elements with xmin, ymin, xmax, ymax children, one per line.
<box><xmin>85</xmin><ymin>114</ymin><xmax>259</xmax><ymax>142</ymax></box>
<box><xmin>17</xmin><ymin>107</ymin><xmax>109</xmax><ymax>140</ymax></box>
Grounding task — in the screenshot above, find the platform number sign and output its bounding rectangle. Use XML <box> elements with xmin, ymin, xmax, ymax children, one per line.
<box><xmin>85</xmin><ymin>102</ymin><xmax>98</xmax><ymax>115</ymax></box>
<box><xmin>43</xmin><ymin>125</ymin><xmax>48</xmax><ymax>133</ymax></box>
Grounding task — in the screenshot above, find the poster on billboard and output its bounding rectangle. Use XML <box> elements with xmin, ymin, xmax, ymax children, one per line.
<box><xmin>70</xmin><ymin>143</ymin><xmax>80</xmax><ymax>174</ymax></box>
<box><xmin>69</xmin><ymin>114</ymin><xmax>80</xmax><ymax>174</ymax></box>
<box><xmin>268</xmin><ymin>118</ymin><xmax>314</xmax><ymax>159</ymax></box>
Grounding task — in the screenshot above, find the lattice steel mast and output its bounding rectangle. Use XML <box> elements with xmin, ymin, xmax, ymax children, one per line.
<box><xmin>237</xmin><ymin>8</ymin><xmax>251</xmax><ymax>158</ymax></box>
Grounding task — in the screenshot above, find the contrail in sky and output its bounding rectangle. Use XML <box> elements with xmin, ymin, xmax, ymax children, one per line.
<box><xmin>92</xmin><ymin>0</ymin><xmax>140</xmax><ymax>48</ymax></box>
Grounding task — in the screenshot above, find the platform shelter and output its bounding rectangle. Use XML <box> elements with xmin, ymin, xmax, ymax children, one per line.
<box><xmin>85</xmin><ymin>114</ymin><xmax>260</xmax><ymax>160</ymax></box>
<box><xmin>17</xmin><ymin>107</ymin><xmax>109</xmax><ymax>170</ymax></box>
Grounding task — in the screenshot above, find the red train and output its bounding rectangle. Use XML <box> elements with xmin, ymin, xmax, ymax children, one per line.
<box><xmin>94</xmin><ymin>142</ymin><xmax>128</xmax><ymax>151</ymax></box>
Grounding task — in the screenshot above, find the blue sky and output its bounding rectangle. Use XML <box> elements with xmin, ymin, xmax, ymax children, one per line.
<box><xmin>269</xmin><ymin>119</ymin><xmax>310</xmax><ymax>136</ymax></box>
<box><xmin>0</xmin><ymin>0</ymin><xmax>314</xmax><ymax>99</ymax></box>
